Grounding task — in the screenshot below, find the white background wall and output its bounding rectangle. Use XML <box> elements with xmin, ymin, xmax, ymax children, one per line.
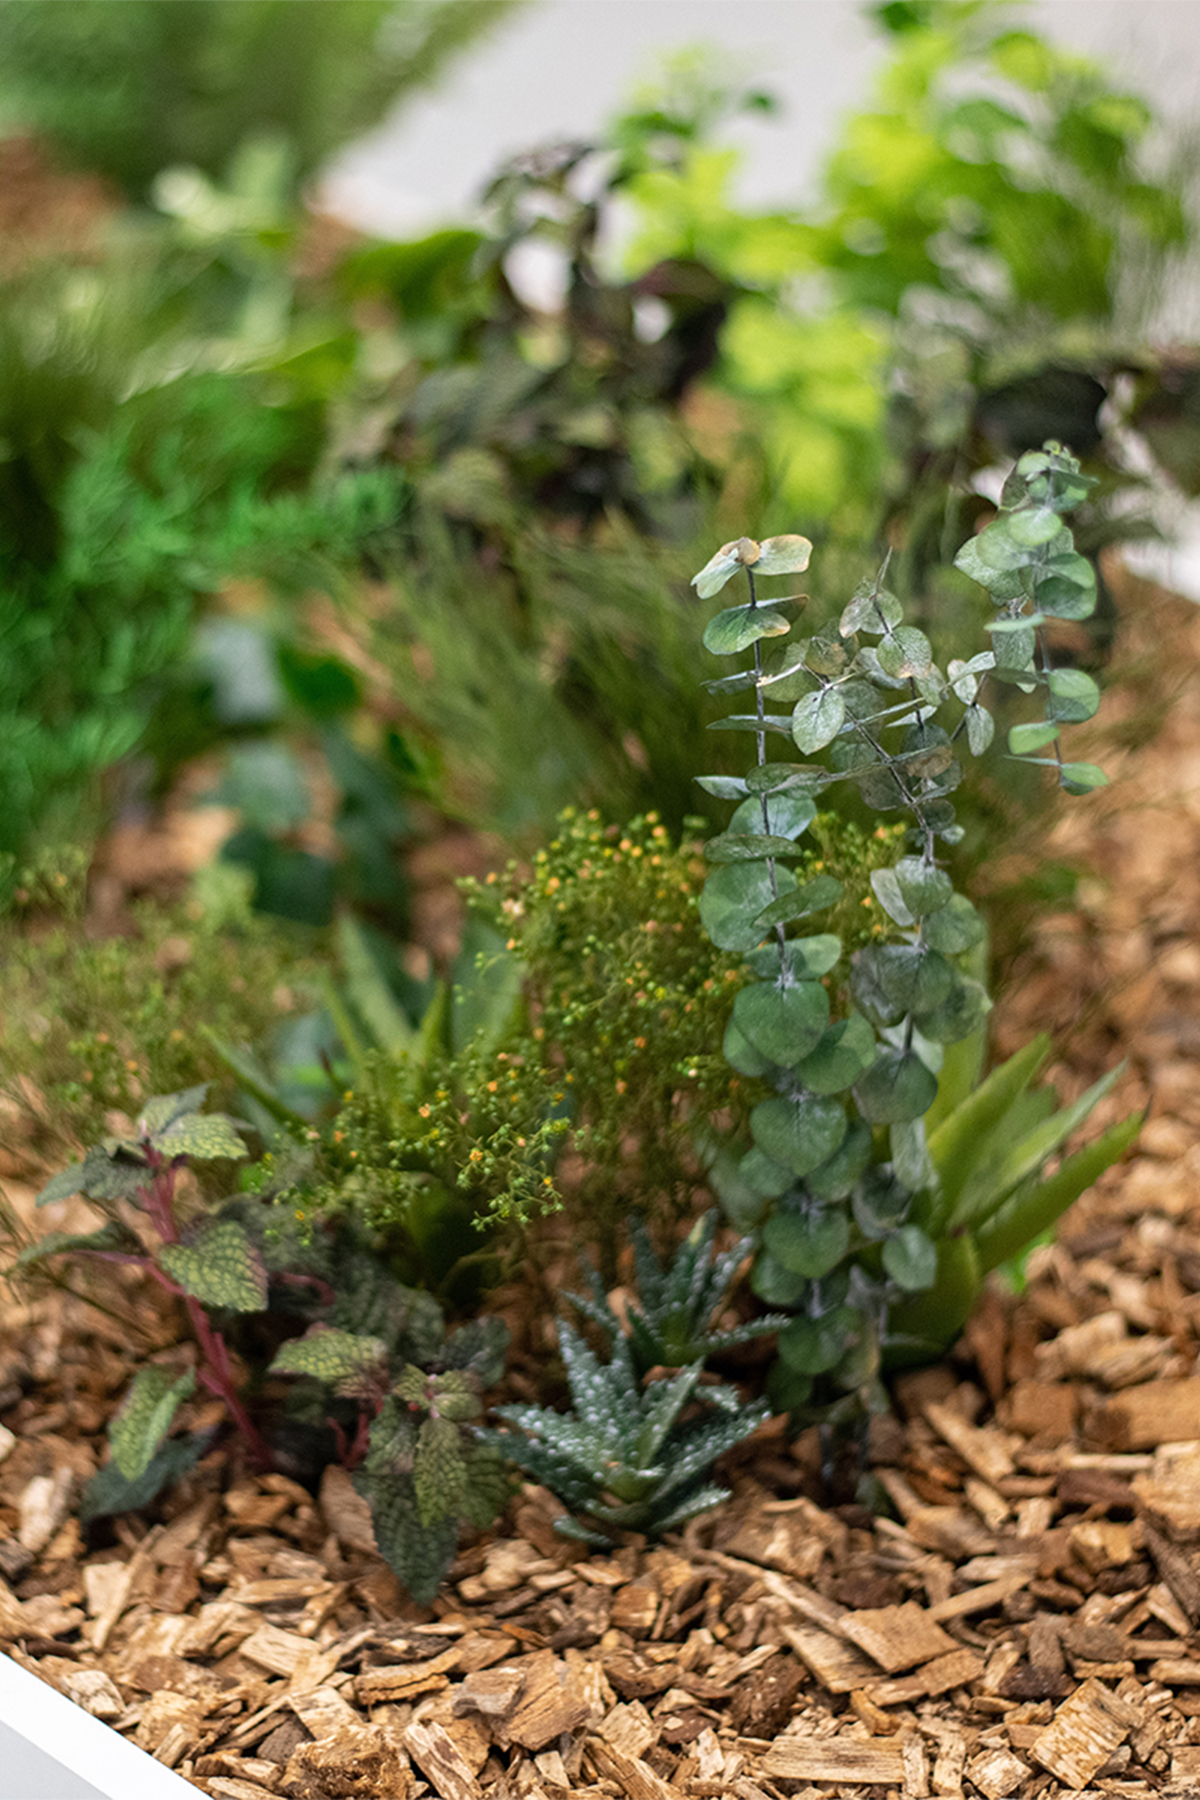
<box><xmin>321</xmin><ymin>0</ymin><xmax>1200</xmax><ymax>245</ymax></box>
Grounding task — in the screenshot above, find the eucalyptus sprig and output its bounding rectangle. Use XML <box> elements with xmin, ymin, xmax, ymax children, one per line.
<box><xmin>690</xmin><ymin>444</ymin><xmax>1137</xmax><ymax>1413</ymax></box>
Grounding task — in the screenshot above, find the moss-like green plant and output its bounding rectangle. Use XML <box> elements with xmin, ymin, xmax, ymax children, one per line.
<box><xmin>690</xmin><ymin>443</ymin><xmax>1141</xmax><ymax>1413</ymax></box>
<box><xmin>464</xmin><ymin>808</ymin><xmax>900</xmax><ymax>1268</ymax></box>
<box><xmin>0</xmin><ymin>868</ymin><xmax>318</xmax><ymax>1154</ymax></box>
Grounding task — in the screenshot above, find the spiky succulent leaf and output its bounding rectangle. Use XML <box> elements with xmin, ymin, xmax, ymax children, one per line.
<box><xmin>478</xmin><ymin>1420</ymin><xmax>595</xmax><ymax>1510</ymax></box>
<box><xmin>159</xmin><ymin>1219</ymin><xmax>268</xmax><ymax>1312</ymax></box>
<box><xmin>110</xmin><ymin>1366</ymin><xmax>196</xmax><ymax>1481</ymax></box>
<box><xmin>270</xmin><ymin>1328</ymin><xmax>389</xmax><ymax>1398</ymax></box>
<box><xmin>441</xmin><ymin>1316</ymin><xmax>509</xmax><ymax>1386</ymax></box>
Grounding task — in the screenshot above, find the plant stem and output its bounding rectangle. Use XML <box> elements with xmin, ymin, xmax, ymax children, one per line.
<box><xmin>143</xmin><ymin>1152</ymin><xmax>272</xmax><ymax>1469</ymax></box>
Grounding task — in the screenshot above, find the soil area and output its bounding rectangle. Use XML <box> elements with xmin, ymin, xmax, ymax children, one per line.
<box><xmin>4</xmin><ymin>572</ymin><xmax>1200</xmax><ymax>1800</ymax></box>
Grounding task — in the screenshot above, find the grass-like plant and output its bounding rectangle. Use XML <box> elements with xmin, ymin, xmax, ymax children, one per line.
<box><xmin>690</xmin><ymin>443</ymin><xmax>1141</xmax><ymax>1412</ymax></box>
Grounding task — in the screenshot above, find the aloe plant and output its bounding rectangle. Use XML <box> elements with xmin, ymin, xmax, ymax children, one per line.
<box><xmin>567</xmin><ymin>1211</ymin><xmax>786</xmax><ymax>1375</ymax></box>
<box><xmin>484</xmin><ymin>1313</ymin><xmax>769</xmax><ymax>1543</ymax></box>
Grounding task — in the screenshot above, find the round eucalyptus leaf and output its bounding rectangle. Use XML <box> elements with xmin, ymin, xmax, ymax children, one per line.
<box><xmin>733</xmin><ymin>979</ymin><xmax>830</xmax><ymax>1066</ymax></box>
<box><xmin>921</xmin><ymin>893</ymin><xmax>985</xmax><ymax>954</ymax></box>
<box><xmin>723</xmin><ymin>1015</ymin><xmax>774</xmax><ymax>1077</ymax></box>
<box><xmin>893</xmin><ymin>855</ymin><xmax>953</xmax><ymax>918</ymax></box>
<box><xmin>755</xmin><ymin>533</ymin><xmax>813</xmax><ymax>574</ymax></box>
<box><xmin>739</xmin><ymin>1146</ymin><xmax>794</xmax><ymax>1200</ymax></box>
<box><xmin>869</xmin><ymin>868</ymin><xmax>914</xmax><ymax>927</ymax></box>
<box><xmin>695</xmin><ymin>775</ymin><xmax>749</xmax><ymax>800</ymax></box>
<box><xmin>730</xmin><ymin>791</ymin><xmax>816</xmax><ymax>839</ymax></box>
<box><xmin>852</xmin><ymin>1170</ymin><xmax>910</xmax><ymax>1238</ymax></box>
<box><xmin>915</xmin><ymin>974</ymin><xmax>992</xmax><ymax>1044</ymax></box>
<box><xmin>807</xmin><ymin>1118</ymin><xmax>873</xmax><ymax>1201</ymax></box>
<box><xmin>1005</xmin><ymin>505</ymin><xmax>1062</xmax><ymax>548</ymax></box>
<box><xmin>751</xmin><ymin>1092</ymin><xmax>847</xmax><ymax>1176</ymax></box>
<box><xmin>876</xmin><ymin>626</ymin><xmax>932</xmax><ymax>679</ymax></box>
<box><xmin>1046</xmin><ymin>667</ymin><xmax>1100</xmax><ymax>723</ymax></box>
<box><xmin>965</xmin><ymin>703</ymin><xmax>995</xmax><ymax>756</ymax></box>
<box><xmin>777</xmin><ymin>1308</ymin><xmax>864</xmax><ymax>1374</ymax></box>
<box><xmin>747</xmin><ymin>934</ymin><xmax>843</xmax><ymax>981</ymax></box>
<box><xmin>706</xmin><ymin>831</ymin><xmax>808</xmax><ymax>863</ymax></box>
<box><xmin>853</xmin><ymin>1047</ymin><xmax>938</xmax><ymax>1124</ymax></box>
<box><xmin>840</xmin><ymin>581</ymin><xmax>902</xmax><ymax>636</ymax></box>
<box><xmin>703</xmin><ymin>605</ymin><xmax>793</xmax><ymax>655</ymax></box>
<box><xmin>700</xmin><ymin>861</ymin><xmax>796</xmax><ymax>952</ymax></box>
<box><xmin>852</xmin><ymin>945</ymin><xmax>953</xmax><ymax>1021</ymax></box>
<box><xmin>750</xmin><ymin>1250</ymin><xmax>808</xmax><ymax>1307</ymax></box>
<box><xmin>795</xmin><ymin>1013</ymin><xmax>877</xmax><ymax>1094</ymax></box>
<box><xmin>882</xmin><ymin>1224</ymin><xmax>938</xmax><ymax>1292</ymax></box>
<box><xmin>763</xmin><ymin>1204</ymin><xmax>850</xmax><ymax>1278</ymax></box>
<box><xmin>1059</xmin><ymin>760</ymin><xmax>1108</xmax><ymax>794</ymax></box>
<box><xmin>1008</xmin><ymin>720</ymin><xmax>1060</xmax><ymax>755</ymax></box>
<box><xmin>792</xmin><ymin>687</ymin><xmax>846</xmax><ymax>754</ymax></box>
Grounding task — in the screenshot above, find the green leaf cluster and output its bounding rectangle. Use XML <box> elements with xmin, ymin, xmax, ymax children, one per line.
<box><xmin>271</xmin><ymin>1304</ymin><xmax>512</xmax><ymax>1606</ymax></box>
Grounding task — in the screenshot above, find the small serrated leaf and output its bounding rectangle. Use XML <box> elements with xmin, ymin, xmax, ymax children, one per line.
<box><xmin>110</xmin><ymin>1366</ymin><xmax>196</xmax><ymax>1482</ymax></box>
<box><xmin>155</xmin><ymin>1114</ymin><xmax>248</xmax><ymax>1162</ymax></box>
<box><xmin>270</xmin><ymin>1328</ymin><xmax>389</xmax><ymax>1396</ymax></box>
<box><xmin>414</xmin><ymin>1415</ymin><xmax>468</xmax><ymax>1526</ymax></box>
<box><xmin>159</xmin><ymin>1219</ymin><xmax>267</xmax><ymax>1312</ymax></box>
<box><xmin>17</xmin><ymin>1220</ymin><xmax>142</xmax><ymax>1270</ymax></box>
<box><xmin>138</xmin><ymin>1086</ymin><xmax>210</xmax><ymax>1139</ymax></box>
<box><xmin>34</xmin><ymin>1161</ymin><xmax>91</xmax><ymax>1207</ymax></box>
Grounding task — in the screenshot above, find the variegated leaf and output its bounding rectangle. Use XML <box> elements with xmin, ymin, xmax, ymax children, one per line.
<box><xmin>159</xmin><ymin>1219</ymin><xmax>267</xmax><ymax>1311</ymax></box>
<box><xmin>110</xmin><ymin>1366</ymin><xmax>196</xmax><ymax>1482</ymax></box>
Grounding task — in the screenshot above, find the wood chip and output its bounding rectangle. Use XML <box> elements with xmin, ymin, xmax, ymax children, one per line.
<box><xmin>838</xmin><ymin>1603</ymin><xmax>958</xmax><ymax>1673</ymax></box>
<box><xmin>587</xmin><ymin>1736</ymin><xmax>677</xmax><ymax>1800</ymax></box>
<box><xmin>759</xmin><ymin>1736</ymin><xmax>907</xmax><ymax>1784</ymax></box>
<box><xmin>595</xmin><ymin>1699</ymin><xmax>658</xmax><ymax>1760</ymax></box>
<box><xmin>965</xmin><ymin>1748</ymin><xmax>1029</xmax><ymax>1799</ymax></box>
<box><xmin>284</xmin><ymin>1722</ymin><xmax>411</xmax><ymax>1798</ymax></box>
<box><xmin>403</xmin><ymin>1719</ymin><xmax>479</xmax><ymax>1800</ymax></box>
<box><xmin>1088</xmin><ymin>1377</ymin><xmax>1200</xmax><ymax>1450</ymax></box>
<box><xmin>239</xmin><ymin>1622</ymin><xmax>316</xmax><ymax>1678</ymax></box>
<box><xmin>1028</xmin><ymin>1676</ymin><xmax>1141</xmax><ymax>1787</ymax></box>
<box><xmin>779</xmin><ymin>1622</ymin><xmax>878</xmax><ymax>1693</ymax></box>
<box><xmin>865</xmin><ymin>1647</ymin><xmax>984</xmax><ymax>1706</ymax></box>
<box><xmin>925</xmin><ymin>1401</ymin><xmax>1016</xmax><ymax>1486</ymax></box>
<box><xmin>502</xmin><ymin>1649</ymin><xmax>592</xmax><ymax>1750</ymax></box>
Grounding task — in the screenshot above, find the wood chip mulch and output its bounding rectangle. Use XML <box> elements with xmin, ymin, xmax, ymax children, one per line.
<box><xmin>5</xmin><ymin>571</ymin><xmax>1200</xmax><ymax>1798</ymax></box>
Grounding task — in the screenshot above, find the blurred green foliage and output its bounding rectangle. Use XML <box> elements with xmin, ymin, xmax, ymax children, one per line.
<box><xmin>0</xmin><ymin>0</ymin><xmax>520</xmax><ymax>199</ymax></box>
<box><xmin>620</xmin><ymin>3</ymin><xmax>1188</xmax><ymax>552</ymax></box>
